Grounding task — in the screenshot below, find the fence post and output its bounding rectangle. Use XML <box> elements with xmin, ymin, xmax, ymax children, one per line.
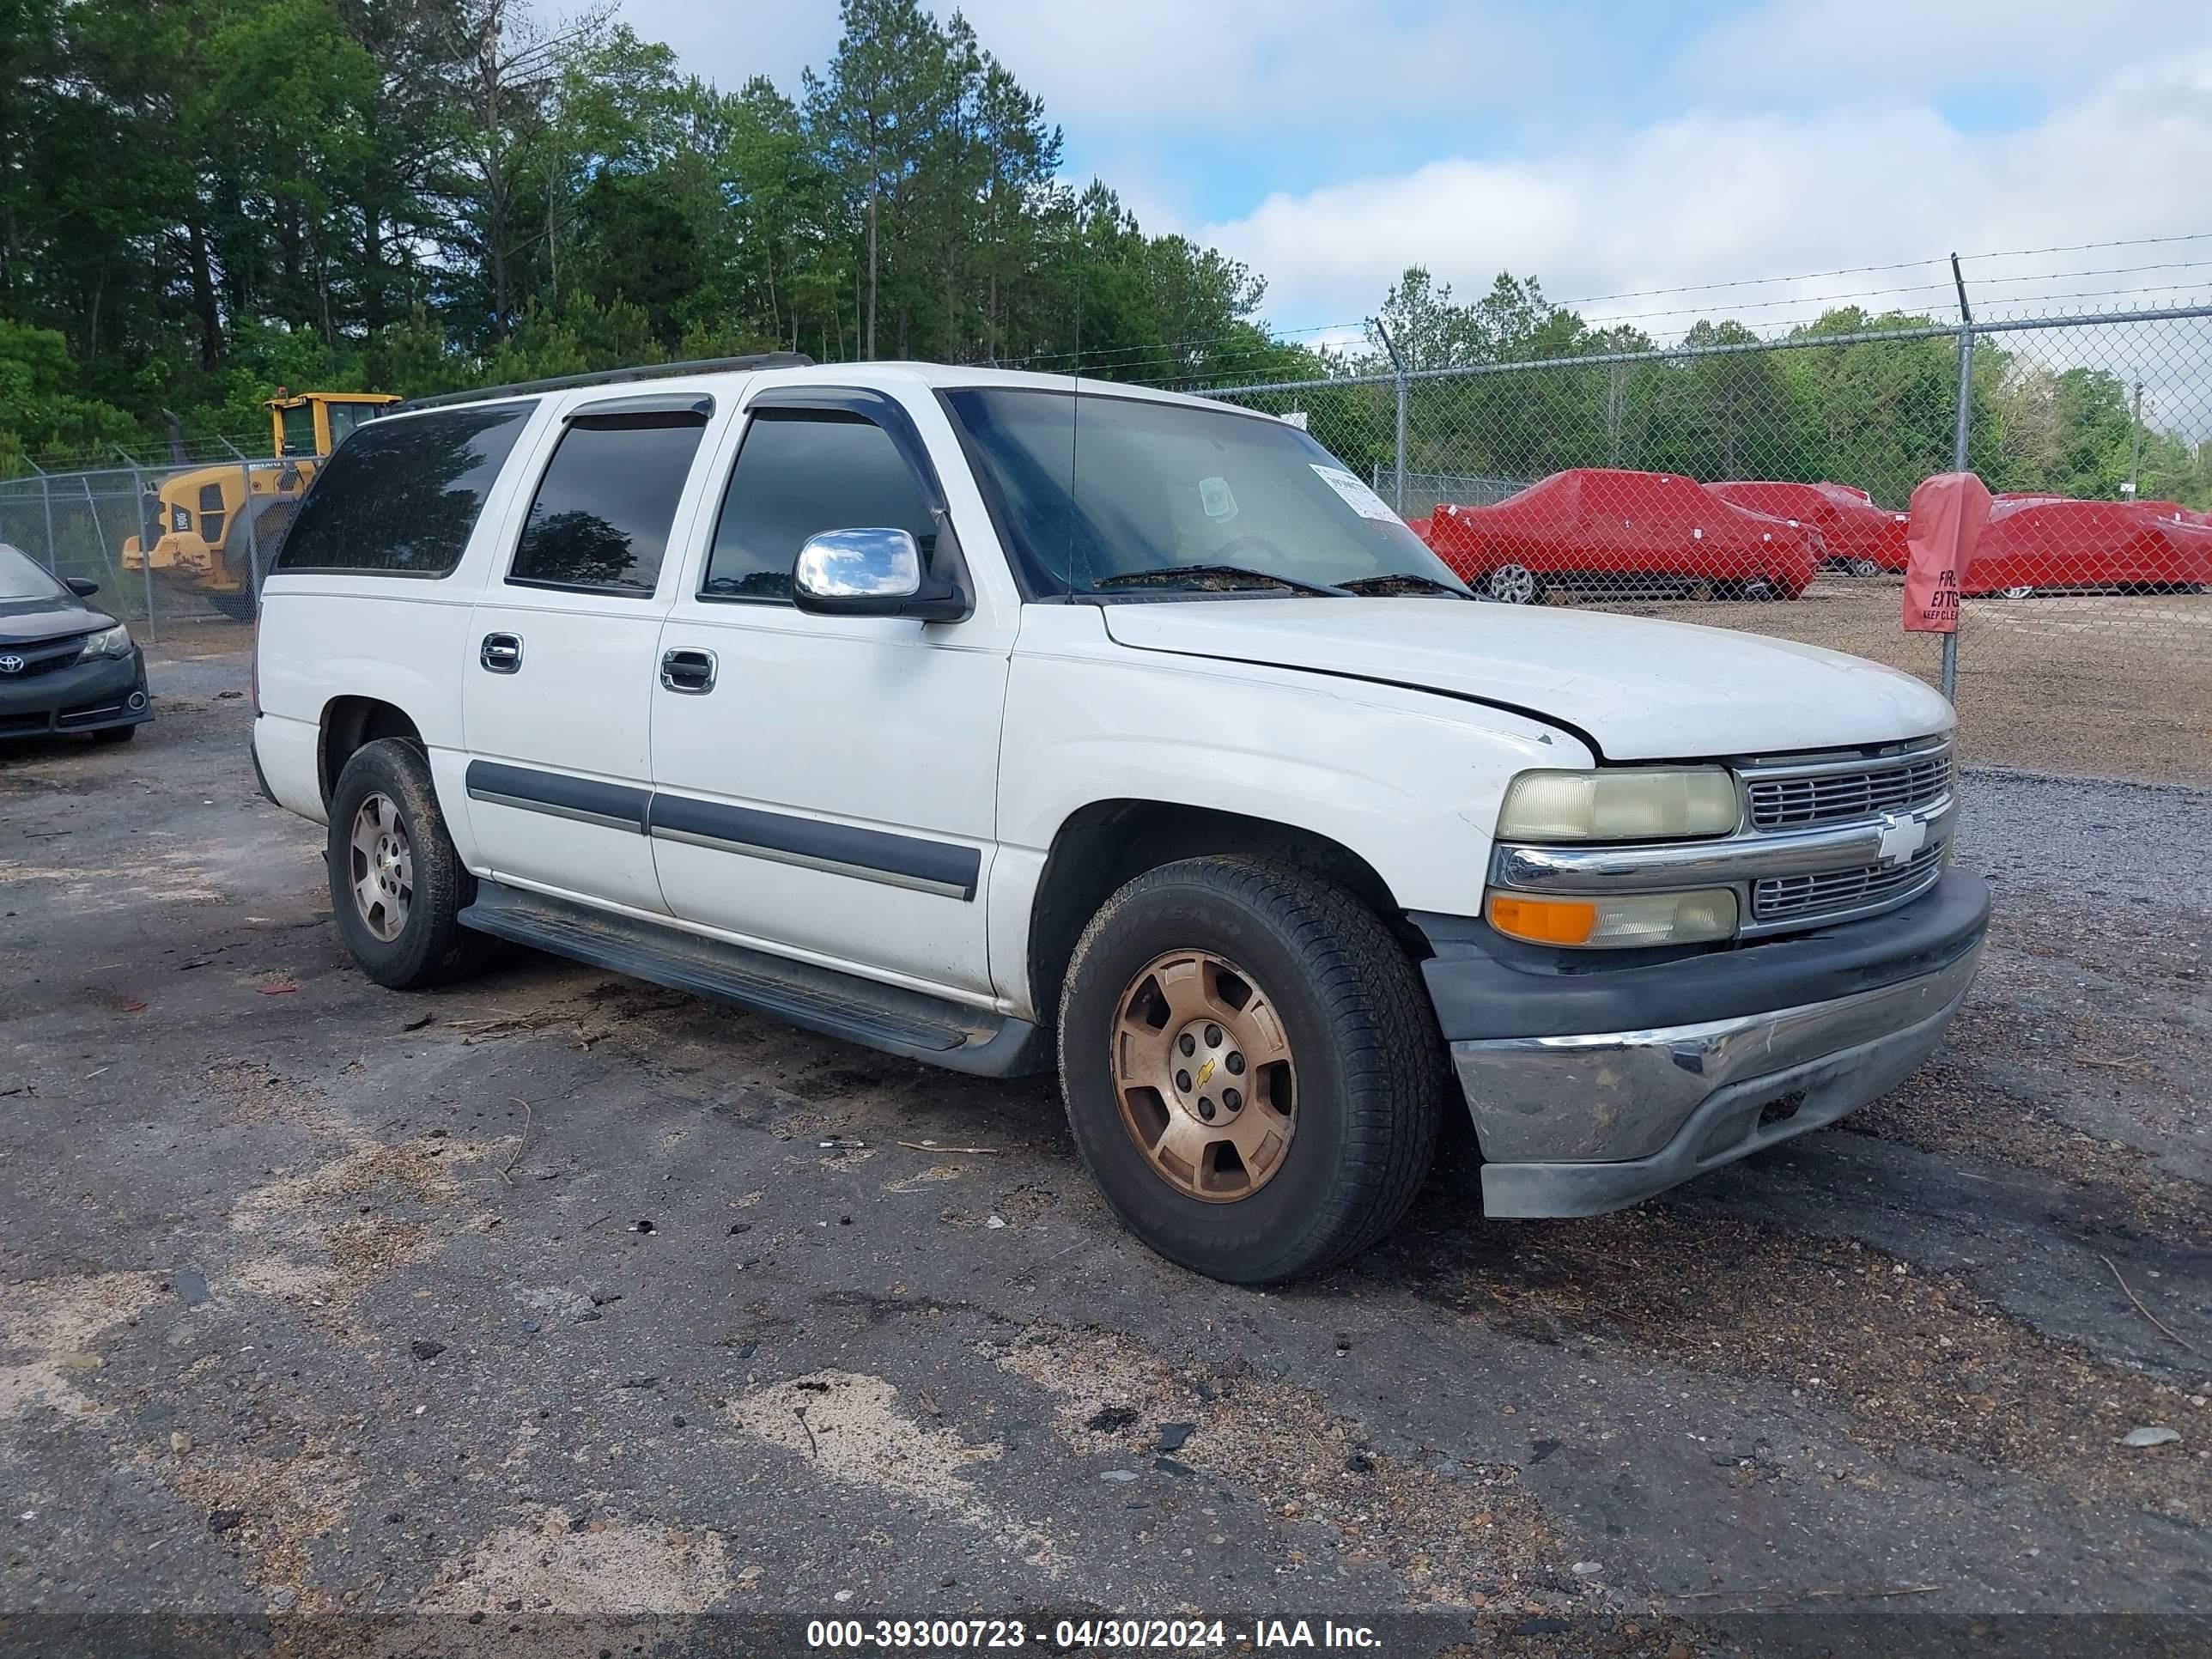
<box><xmin>30</xmin><ymin>460</ymin><xmax>57</xmax><ymax>572</ymax></box>
<box><xmin>115</xmin><ymin>447</ymin><xmax>160</xmax><ymax>644</ymax></box>
<box><xmin>1944</xmin><ymin>253</ymin><xmax>1974</xmax><ymax>703</ymax></box>
<box><xmin>1373</xmin><ymin>319</ymin><xmax>1409</xmax><ymax>514</ymax></box>
<box><xmin>222</xmin><ymin>438</ymin><xmax>263</xmax><ymax>620</ymax></box>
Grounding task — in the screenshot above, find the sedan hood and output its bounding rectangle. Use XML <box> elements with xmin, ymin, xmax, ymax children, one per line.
<box><xmin>1099</xmin><ymin>599</ymin><xmax>1954</xmax><ymax>761</ymax></box>
<box><xmin>0</xmin><ymin>596</ymin><xmax>108</xmax><ymax>647</ymax></box>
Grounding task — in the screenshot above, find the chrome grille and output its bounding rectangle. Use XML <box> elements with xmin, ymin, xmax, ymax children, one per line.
<box><xmin>1753</xmin><ymin>843</ymin><xmax>1944</xmax><ymax>925</ymax></box>
<box><xmin>1742</xmin><ymin>751</ymin><xmax>1955</xmax><ymax>831</ymax></box>
<box><xmin>1746</xmin><ymin>750</ymin><xmax>1951</xmax><ymax>830</ymax></box>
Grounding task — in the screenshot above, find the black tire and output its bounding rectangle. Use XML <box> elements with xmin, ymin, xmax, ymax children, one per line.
<box><xmin>326</xmin><ymin>738</ymin><xmax>494</xmax><ymax>989</ymax></box>
<box><xmin>1057</xmin><ymin>855</ymin><xmax>1446</xmax><ymax>1285</ymax></box>
<box><xmin>91</xmin><ymin>723</ymin><xmax>137</xmax><ymax>744</ymax></box>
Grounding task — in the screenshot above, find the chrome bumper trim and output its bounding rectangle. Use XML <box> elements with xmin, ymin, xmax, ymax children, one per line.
<box><xmin>1449</xmin><ymin>938</ymin><xmax>1984</xmax><ymax>1176</ymax></box>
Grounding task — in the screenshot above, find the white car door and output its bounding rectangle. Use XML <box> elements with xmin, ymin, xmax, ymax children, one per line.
<box><xmin>647</xmin><ymin>384</ymin><xmax>1014</xmax><ymax>998</ymax></box>
<box><xmin>462</xmin><ymin>390</ymin><xmax>720</xmax><ymax>915</ymax></box>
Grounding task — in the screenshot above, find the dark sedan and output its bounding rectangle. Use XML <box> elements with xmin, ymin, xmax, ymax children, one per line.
<box><xmin>0</xmin><ymin>544</ymin><xmax>151</xmax><ymax>744</ymax></box>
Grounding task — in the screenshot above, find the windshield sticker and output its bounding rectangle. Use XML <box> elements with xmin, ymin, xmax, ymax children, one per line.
<box><xmin>1310</xmin><ymin>464</ymin><xmax>1400</xmax><ymax>523</ymax></box>
<box><xmin>1199</xmin><ymin>476</ymin><xmax>1239</xmax><ymax>521</ymax></box>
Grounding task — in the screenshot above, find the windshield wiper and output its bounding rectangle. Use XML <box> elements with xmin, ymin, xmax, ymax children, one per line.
<box><xmin>1334</xmin><ymin>573</ymin><xmax>1474</xmax><ymax>599</ymax></box>
<box><xmin>1091</xmin><ymin>563</ymin><xmax>1349</xmax><ymax>597</ymax></box>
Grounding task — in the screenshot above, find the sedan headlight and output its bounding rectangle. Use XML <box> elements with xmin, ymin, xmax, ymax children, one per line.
<box><xmin>1497</xmin><ymin>768</ymin><xmax>1740</xmax><ymax>842</ymax></box>
<box><xmin>83</xmin><ymin>623</ymin><xmax>135</xmax><ymax>659</ymax></box>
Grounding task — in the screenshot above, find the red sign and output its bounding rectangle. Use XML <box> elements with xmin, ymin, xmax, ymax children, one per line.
<box><xmin>1903</xmin><ymin>471</ymin><xmax>1992</xmax><ymax>633</ymax></box>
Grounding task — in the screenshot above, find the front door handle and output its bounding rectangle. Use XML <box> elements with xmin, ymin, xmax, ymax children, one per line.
<box><xmin>659</xmin><ymin>647</ymin><xmax>718</xmax><ymax>695</ymax></box>
<box><xmin>480</xmin><ymin>632</ymin><xmax>524</xmax><ymax>674</ymax></box>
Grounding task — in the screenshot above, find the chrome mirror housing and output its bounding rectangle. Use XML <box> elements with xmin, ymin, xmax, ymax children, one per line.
<box><xmin>791</xmin><ymin>527</ymin><xmax>968</xmax><ymax>621</ymax></box>
<box><xmin>793</xmin><ymin>528</ymin><xmax>923</xmax><ymax>603</ymax></box>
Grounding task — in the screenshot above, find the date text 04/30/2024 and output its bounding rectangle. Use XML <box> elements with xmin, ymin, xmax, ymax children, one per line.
<box><xmin>805</xmin><ymin>1618</ymin><xmax>1383</xmax><ymax>1649</ymax></box>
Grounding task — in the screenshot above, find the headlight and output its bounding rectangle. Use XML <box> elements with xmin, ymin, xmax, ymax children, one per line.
<box><xmin>84</xmin><ymin>623</ymin><xmax>135</xmax><ymax>659</ymax></box>
<box><xmin>1487</xmin><ymin>888</ymin><xmax>1739</xmax><ymax>948</ymax></box>
<box><xmin>1497</xmin><ymin>768</ymin><xmax>1740</xmax><ymax>842</ymax></box>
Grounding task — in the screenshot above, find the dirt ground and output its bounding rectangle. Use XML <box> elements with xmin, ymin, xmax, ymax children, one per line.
<box><xmin>0</xmin><ymin>646</ymin><xmax>2206</xmax><ymax>1659</ymax></box>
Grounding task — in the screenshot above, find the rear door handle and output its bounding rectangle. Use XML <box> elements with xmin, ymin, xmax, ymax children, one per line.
<box><xmin>659</xmin><ymin>647</ymin><xmax>717</xmax><ymax>695</ymax></box>
<box><xmin>480</xmin><ymin>632</ymin><xmax>523</xmax><ymax>674</ymax></box>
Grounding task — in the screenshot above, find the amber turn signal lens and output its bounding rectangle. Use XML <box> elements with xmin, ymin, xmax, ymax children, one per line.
<box><xmin>1486</xmin><ymin>894</ymin><xmax>1599</xmax><ymax>945</ymax></box>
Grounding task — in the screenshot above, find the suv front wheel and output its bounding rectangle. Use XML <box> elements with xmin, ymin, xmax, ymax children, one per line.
<box><xmin>1058</xmin><ymin>856</ymin><xmax>1445</xmax><ymax>1284</ymax></box>
<box><xmin>326</xmin><ymin>738</ymin><xmax>493</xmax><ymax>989</ymax></box>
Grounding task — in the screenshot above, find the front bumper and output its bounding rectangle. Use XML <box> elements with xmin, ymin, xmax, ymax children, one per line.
<box><xmin>0</xmin><ymin>649</ymin><xmax>151</xmax><ymax>738</ymax></box>
<box><xmin>1419</xmin><ymin>870</ymin><xmax>1990</xmax><ymax>1217</ymax></box>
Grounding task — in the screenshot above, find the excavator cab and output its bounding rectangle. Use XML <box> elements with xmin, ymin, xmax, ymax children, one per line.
<box><xmin>266</xmin><ymin>390</ymin><xmax>401</xmax><ymax>459</ymax></box>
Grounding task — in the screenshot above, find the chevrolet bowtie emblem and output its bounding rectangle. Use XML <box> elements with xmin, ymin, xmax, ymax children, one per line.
<box><xmin>1876</xmin><ymin>813</ymin><xmax>1928</xmax><ymax>867</ymax></box>
<box><xmin>1194</xmin><ymin>1057</ymin><xmax>1217</xmax><ymax>1088</ymax></box>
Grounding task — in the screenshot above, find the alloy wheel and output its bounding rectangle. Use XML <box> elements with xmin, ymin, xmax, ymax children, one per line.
<box><xmin>349</xmin><ymin>792</ymin><xmax>413</xmax><ymax>943</ymax></box>
<box><xmin>1110</xmin><ymin>949</ymin><xmax>1297</xmax><ymax>1202</ymax></box>
<box><xmin>1487</xmin><ymin>564</ymin><xmax>1538</xmax><ymax>605</ymax></box>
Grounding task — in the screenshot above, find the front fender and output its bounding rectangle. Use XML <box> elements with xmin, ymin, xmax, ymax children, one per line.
<box><xmin>997</xmin><ymin>609</ymin><xmax>1590</xmax><ymax>921</ymax></box>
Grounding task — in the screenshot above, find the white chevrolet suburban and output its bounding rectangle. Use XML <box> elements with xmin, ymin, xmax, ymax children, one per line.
<box><xmin>250</xmin><ymin>355</ymin><xmax>1987</xmax><ymax>1283</ymax></box>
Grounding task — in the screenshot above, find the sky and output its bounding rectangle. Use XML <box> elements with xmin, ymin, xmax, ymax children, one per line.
<box><xmin>617</xmin><ymin>0</ymin><xmax>2212</xmax><ymax>345</ymax></box>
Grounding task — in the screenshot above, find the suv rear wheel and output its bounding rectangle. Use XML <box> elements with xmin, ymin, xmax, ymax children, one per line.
<box><xmin>1057</xmin><ymin>856</ymin><xmax>1445</xmax><ymax>1284</ymax></box>
<box><xmin>327</xmin><ymin>738</ymin><xmax>493</xmax><ymax>989</ymax></box>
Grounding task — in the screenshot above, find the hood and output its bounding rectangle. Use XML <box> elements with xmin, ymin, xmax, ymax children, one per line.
<box><xmin>0</xmin><ymin>595</ymin><xmax>110</xmax><ymax>647</ymax></box>
<box><xmin>1098</xmin><ymin>599</ymin><xmax>1954</xmax><ymax>762</ymax></box>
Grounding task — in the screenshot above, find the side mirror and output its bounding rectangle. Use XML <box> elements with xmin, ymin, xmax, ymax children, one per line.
<box><xmin>65</xmin><ymin>577</ymin><xmax>99</xmax><ymax>599</ymax></box>
<box><xmin>791</xmin><ymin>528</ymin><xmax>968</xmax><ymax>622</ymax></box>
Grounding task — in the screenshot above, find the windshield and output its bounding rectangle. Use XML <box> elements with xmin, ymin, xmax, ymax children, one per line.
<box><xmin>325</xmin><ymin>402</ymin><xmax>379</xmax><ymax>448</ymax></box>
<box><xmin>0</xmin><ymin>544</ymin><xmax>68</xmax><ymax>603</ymax></box>
<box><xmin>943</xmin><ymin>386</ymin><xmax>1468</xmax><ymax>599</ymax></box>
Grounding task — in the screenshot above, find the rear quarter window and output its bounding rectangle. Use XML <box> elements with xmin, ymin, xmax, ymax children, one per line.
<box><xmin>273</xmin><ymin>402</ymin><xmax>537</xmax><ymax>576</ymax></box>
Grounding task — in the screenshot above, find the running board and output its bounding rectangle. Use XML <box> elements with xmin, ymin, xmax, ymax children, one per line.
<box><xmin>457</xmin><ymin>880</ymin><xmax>1051</xmax><ymax>1078</ymax></box>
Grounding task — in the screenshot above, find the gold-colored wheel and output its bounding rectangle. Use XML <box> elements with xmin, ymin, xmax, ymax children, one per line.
<box><xmin>1110</xmin><ymin>949</ymin><xmax>1297</xmax><ymax>1202</ymax></box>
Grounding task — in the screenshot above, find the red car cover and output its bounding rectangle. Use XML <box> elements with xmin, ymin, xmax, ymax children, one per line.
<box><xmin>1419</xmin><ymin>468</ymin><xmax>1821</xmax><ymax>600</ymax></box>
<box><xmin>1707</xmin><ymin>480</ymin><xmax>1911</xmax><ymax>572</ymax></box>
<box><xmin>1960</xmin><ymin>495</ymin><xmax>2212</xmax><ymax>595</ymax></box>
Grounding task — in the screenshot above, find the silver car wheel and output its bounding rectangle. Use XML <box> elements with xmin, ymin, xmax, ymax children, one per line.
<box><xmin>349</xmin><ymin>792</ymin><xmax>414</xmax><ymax>943</ymax></box>
<box><xmin>1487</xmin><ymin>564</ymin><xmax>1539</xmax><ymax>605</ymax></box>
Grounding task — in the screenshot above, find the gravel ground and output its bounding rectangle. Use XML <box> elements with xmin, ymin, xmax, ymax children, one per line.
<box><xmin>0</xmin><ymin>646</ymin><xmax>2205</xmax><ymax>1659</ymax></box>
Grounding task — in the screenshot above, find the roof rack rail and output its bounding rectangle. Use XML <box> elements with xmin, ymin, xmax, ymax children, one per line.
<box><xmin>395</xmin><ymin>352</ymin><xmax>815</xmax><ymax>412</ymax></box>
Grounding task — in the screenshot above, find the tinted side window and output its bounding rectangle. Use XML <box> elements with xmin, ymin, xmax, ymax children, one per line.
<box><xmin>703</xmin><ymin>412</ymin><xmax>934</xmax><ymax>602</ymax></box>
<box><xmin>275</xmin><ymin>403</ymin><xmax>535</xmax><ymax>575</ymax></box>
<box><xmin>507</xmin><ymin>415</ymin><xmax>707</xmax><ymax>596</ymax></box>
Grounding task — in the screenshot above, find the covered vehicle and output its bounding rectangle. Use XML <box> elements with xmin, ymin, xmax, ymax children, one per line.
<box><xmin>1955</xmin><ymin>495</ymin><xmax>2212</xmax><ymax>598</ymax></box>
<box><xmin>1419</xmin><ymin>468</ymin><xmax>1821</xmax><ymax>603</ymax></box>
<box><xmin>1708</xmin><ymin>479</ymin><xmax>1910</xmax><ymax>574</ymax></box>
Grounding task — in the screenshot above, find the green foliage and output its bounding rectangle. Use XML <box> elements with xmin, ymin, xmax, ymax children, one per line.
<box><xmin>0</xmin><ymin>322</ymin><xmax>137</xmax><ymax>471</ymax></box>
<box><xmin>0</xmin><ymin>0</ymin><xmax>1291</xmax><ymax>463</ymax></box>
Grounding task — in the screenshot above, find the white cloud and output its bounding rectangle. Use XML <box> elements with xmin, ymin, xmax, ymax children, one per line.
<box><xmin>1201</xmin><ymin>52</ymin><xmax>2212</xmax><ymax>331</ymax></box>
<box><xmin>1674</xmin><ymin>0</ymin><xmax>2212</xmax><ymax>101</ymax></box>
<box><xmin>611</xmin><ymin>0</ymin><xmax>837</xmax><ymax>96</ymax></box>
<box><xmin>612</xmin><ymin>0</ymin><xmax>1600</xmax><ymax>128</ymax></box>
<box><xmin>936</xmin><ymin>0</ymin><xmax>1595</xmax><ymax>129</ymax></box>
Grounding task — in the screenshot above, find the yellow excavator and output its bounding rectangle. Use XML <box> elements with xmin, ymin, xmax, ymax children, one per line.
<box><xmin>122</xmin><ymin>390</ymin><xmax>398</xmax><ymax>619</ymax></box>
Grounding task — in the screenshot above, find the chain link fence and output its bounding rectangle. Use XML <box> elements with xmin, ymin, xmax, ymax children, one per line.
<box><xmin>0</xmin><ymin>445</ymin><xmax>299</xmax><ymax>638</ymax></box>
<box><xmin>1199</xmin><ymin>302</ymin><xmax>2212</xmax><ymax>787</ymax></box>
<box><xmin>3</xmin><ymin>301</ymin><xmax>2206</xmax><ymax>781</ymax></box>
